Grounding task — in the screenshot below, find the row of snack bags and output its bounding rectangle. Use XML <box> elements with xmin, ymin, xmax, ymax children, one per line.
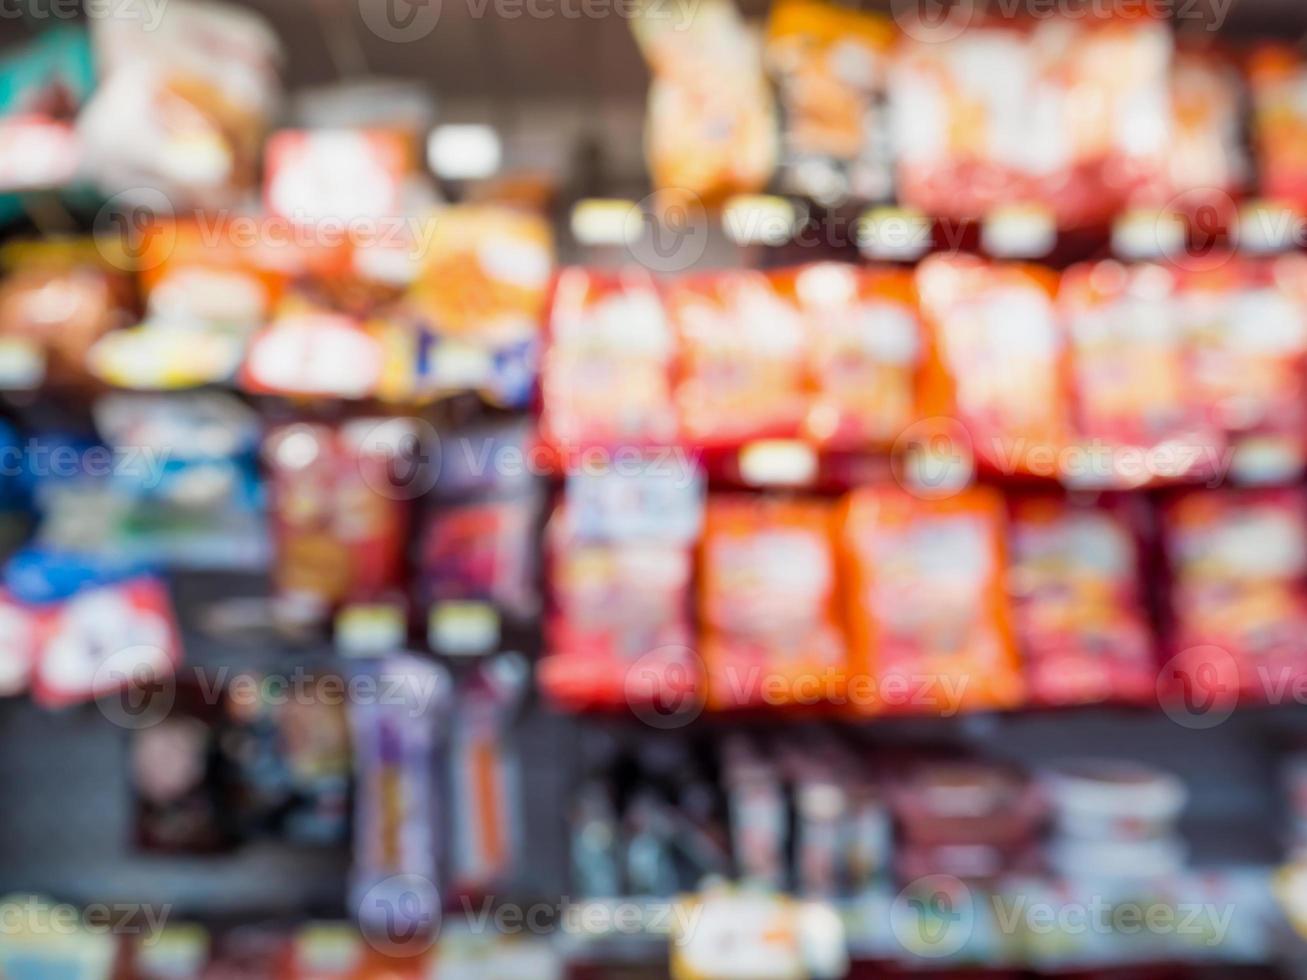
<box><xmin>539</xmin><ymin>472</ymin><xmax>1307</xmax><ymax>717</ymax></box>
<box><xmin>0</xmin><ymin>202</ymin><xmax>554</xmax><ymax>403</ymax></box>
<box><xmin>634</xmin><ymin>0</ymin><xmax>1305</xmax><ymax>224</ymax></box>
<box><xmin>541</xmin><ymin>255</ymin><xmax>1307</xmax><ymax>486</ymax></box>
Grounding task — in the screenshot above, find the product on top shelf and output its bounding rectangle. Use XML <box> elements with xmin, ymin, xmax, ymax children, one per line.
<box><xmin>1007</xmin><ymin>494</ymin><xmax>1155</xmax><ymax>707</ymax></box>
<box><xmin>241</xmin><ymin>305</ymin><xmax>387</xmax><ymax>400</ymax></box>
<box><xmin>540</xmin><ymin>267</ymin><xmax>679</xmax><ymax>449</ymax></box>
<box><xmin>776</xmin><ymin>262</ymin><xmax>924</xmax><ymax>450</ymax></box>
<box><xmin>764</xmin><ymin>0</ymin><xmax>894</xmax><ymax>204</ymax></box>
<box><xmin>0</xmin><ymin>239</ymin><xmax>134</xmax><ymax>388</ymax></box>
<box><xmin>915</xmin><ymin>253</ymin><xmax>1069</xmax><ymax>479</ymax></box>
<box><xmin>669</xmin><ymin>269</ymin><xmax>809</xmax><ymax>447</ymax></box>
<box><xmin>77</xmin><ymin>0</ymin><xmax>281</xmax><ymax>205</ymax></box>
<box><xmin>631</xmin><ymin>0</ymin><xmax>777</xmax><ymax>204</ymax></box>
<box><xmin>1248</xmin><ymin>44</ymin><xmax>1307</xmax><ymax>213</ymax></box>
<box><xmin>1058</xmin><ymin>260</ymin><xmax>1224</xmax><ymax>487</ymax></box>
<box><xmin>888</xmin><ymin>14</ymin><xmax>1171</xmax><ymax>228</ymax></box>
<box><xmin>839</xmin><ymin>484</ymin><xmax>1023</xmax><ymax>714</ymax></box>
<box><xmin>0</xmin><ymin>28</ymin><xmax>94</xmax><ymax>193</ymax></box>
<box><xmin>1161</xmin><ymin>487</ymin><xmax>1307</xmax><ymax>700</ymax></box>
<box><xmin>1177</xmin><ymin>254</ymin><xmax>1307</xmax><ymax>482</ymax></box>
<box><xmin>1155</xmin><ymin>46</ymin><xmax>1249</xmax><ymax>212</ymax></box>
<box><xmin>700</xmin><ymin>495</ymin><xmax>845</xmax><ymax>709</ymax></box>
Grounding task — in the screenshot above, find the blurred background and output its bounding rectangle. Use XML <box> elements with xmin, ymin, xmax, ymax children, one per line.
<box><xmin>9</xmin><ymin>0</ymin><xmax>1307</xmax><ymax>978</ymax></box>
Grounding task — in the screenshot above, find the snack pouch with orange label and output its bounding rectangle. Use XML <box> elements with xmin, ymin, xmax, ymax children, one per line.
<box><xmin>764</xmin><ymin>0</ymin><xmax>894</xmax><ymax>204</ymax></box>
<box><xmin>889</xmin><ymin>14</ymin><xmax>1170</xmax><ymax>227</ymax></box>
<box><xmin>541</xmin><ymin>267</ymin><xmax>678</xmax><ymax>448</ymax></box>
<box><xmin>839</xmin><ymin>485</ymin><xmax>1023</xmax><ymax>714</ymax></box>
<box><xmin>700</xmin><ymin>496</ymin><xmax>846</xmax><ymax>710</ymax></box>
<box><xmin>1178</xmin><ymin>255</ymin><xmax>1307</xmax><ymax>482</ymax></box>
<box><xmin>915</xmin><ymin>254</ymin><xmax>1069</xmax><ymax>478</ymax></box>
<box><xmin>773</xmin><ymin>262</ymin><xmax>923</xmax><ymax>450</ymax></box>
<box><xmin>1248</xmin><ymin>45</ymin><xmax>1307</xmax><ymax>212</ymax></box>
<box><xmin>1007</xmin><ymin>493</ymin><xmax>1154</xmax><ymax>707</ymax></box>
<box><xmin>1162</xmin><ymin>487</ymin><xmax>1307</xmax><ymax>700</ymax></box>
<box><xmin>1058</xmin><ymin>260</ymin><xmax>1224</xmax><ymax>487</ymax></box>
<box><xmin>670</xmin><ymin>270</ymin><xmax>809</xmax><ymax>447</ymax></box>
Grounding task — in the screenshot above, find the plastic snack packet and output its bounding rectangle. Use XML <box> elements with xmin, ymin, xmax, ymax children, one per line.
<box><xmin>889</xmin><ymin>14</ymin><xmax>1171</xmax><ymax>227</ymax></box>
<box><xmin>540</xmin><ymin>267</ymin><xmax>678</xmax><ymax>448</ymax></box>
<box><xmin>0</xmin><ymin>28</ymin><xmax>94</xmax><ymax>192</ymax></box>
<box><xmin>1058</xmin><ymin>260</ymin><xmax>1225</xmax><ymax>487</ymax></box>
<box><xmin>263</xmin><ymin>421</ymin><xmax>411</xmax><ymax>618</ymax></box>
<box><xmin>31</xmin><ymin>575</ymin><xmax>183</xmax><ymax>709</ymax></box>
<box><xmin>670</xmin><ymin>270</ymin><xmax>809</xmax><ymax>447</ymax></box>
<box><xmin>1178</xmin><ymin>254</ymin><xmax>1307</xmax><ymax>483</ymax></box>
<box><xmin>348</xmin><ymin>654</ymin><xmax>450</xmax><ymax>956</ymax></box>
<box><xmin>1249</xmin><ymin>45</ymin><xmax>1307</xmax><ymax>212</ymax></box>
<box><xmin>416</xmin><ymin>498</ymin><xmax>538</xmax><ymax>620</ymax></box>
<box><xmin>1161</xmin><ymin>487</ymin><xmax>1307</xmax><ymax>701</ymax></box>
<box><xmin>241</xmin><ymin>309</ymin><xmax>387</xmax><ymax>400</ymax></box>
<box><xmin>1007</xmin><ymin>494</ymin><xmax>1155</xmax><ymax>707</ymax></box>
<box><xmin>839</xmin><ymin>484</ymin><xmax>1023</xmax><ymax>715</ymax></box>
<box><xmin>1153</xmin><ymin>47</ymin><xmax>1248</xmax><ymax>211</ymax></box>
<box><xmin>448</xmin><ymin>654</ymin><xmax>527</xmax><ymax>897</ymax></box>
<box><xmin>764</xmin><ymin>0</ymin><xmax>894</xmax><ymax>204</ymax></box>
<box><xmin>773</xmin><ymin>262</ymin><xmax>923</xmax><ymax>450</ymax></box>
<box><xmin>631</xmin><ymin>0</ymin><xmax>777</xmax><ymax>204</ymax></box>
<box><xmin>700</xmin><ymin>495</ymin><xmax>845</xmax><ymax>710</ymax></box>
<box><xmin>915</xmin><ymin>254</ymin><xmax>1070</xmax><ymax>478</ymax></box>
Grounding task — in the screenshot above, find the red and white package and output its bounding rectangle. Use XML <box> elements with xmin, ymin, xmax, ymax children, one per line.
<box><xmin>1178</xmin><ymin>254</ymin><xmax>1307</xmax><ymax>482</ymax></box>
<box><xmin>839</xmin><ymin>485</ymin><xmax>1023</xmax><ymax>715</ymax></box>
<box><xmin>916</xmin><ymin>254</ymin><xmax>1070</xmax><ymax>478</ymax></box>
<box><xmin>540</xmin><ymin>267</ymin><xmax>678</xmax><ymax>448</ymax></box>
<box><xmin>700</xmin><ymin>496</ymin><xmax>846</xmax><ymax>710</ymax></box>
<box><xmin>264</xmin><ymin>129</ymin><xmax>410</xmax><ymax>225</ymax></box>
<box><xmin>669</xmin><ymin>270</ymin><xmax>809</xmax><ymax>448</ymax></box>
<box><xmin>889</xmin><ymin>14</ymin><xmax>1171</xmax><ymax>228</ymax></box>
<box><xmin>1162</xmin><ymin>487</ymin><xmax>1307</xmax><ymax>701</ymax></box>
<box><xmin>241</xmin><ymin>311</ymin><xmax>386</xmax><ymax>399</ymax></box>
<box><xmin>1007</xmin><ymin>494</ymin><xmax>1155</xmax><ymax>707</ymax></box>
<box><xmin>1058</xmin><ymin>260</ymin><xmax>1224</xmax><ymax>487</ymax></box>
<box><xmin>32</xmin><ymin>577</ymin><xmax>183</xmax><ymax>709</ymax></box>
<box><xmin>264</xmin><ymin>421</ymin><xmax>410</xmax><ymax>614</ymax></box>
<box><xmin>773</xmin><ymin>263</ymin><xmax>924</xmax><ymax>450</ymax></box>
<box><xmin>0</xmin><ymin>592</ymin><xmax>38</xmax><ymax>697</ymax></box>
<box><xmin>540</xmin><ymin>505</ymin><xmax>697</xmax><ymax>712</ymax></box>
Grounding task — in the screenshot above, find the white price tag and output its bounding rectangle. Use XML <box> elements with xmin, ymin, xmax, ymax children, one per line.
<box><xmin>723</xmin><ymin>195</ymin><xmax>800</xmax><ymax>247</ymax></box>
<box><xmin>740</xmin><ymin>440</ymin><xmax>818</xmax><ymax>488</ymax></box>
<box><xmin>857</xmin><ymin>206</ymin><xmax>932</xmax><ymax>261</ymax></box>
<box><xmin>982</xmin><ymin>204</ymin><xmax>1056</xmax><ymax>259</ymax></box>
<box><xmin>1237</xmin><ymin>199</ymin><xmax>1302</xmax><ymax>254</ymax></box>
<box><xmin>429</xmin><ymin>601</ymin><xmax>500</xmax><ymax>656</ymax></box>
<box><xmin>0</xmin><ymin>337</ymin><xmax>45</xmax><ymax>390</ymax></box>
<box><xmin>671</xmin><ymin>892</ymin><xmax>804</xmax><ymax>980</ymax></box>
<box><xmin>1112</xmin><ymin>208</ymin><xmax>1185</xmax><ymax>261</ymax></box>
<box><xmin>335</xmin><ymin>604</ymin><xmax>406</xmax><ymax>657</ymax></box>
<box><xmin>570</xmin><ymin>199</ymin><xmax>641</xmax><ymax>247</ymax></box>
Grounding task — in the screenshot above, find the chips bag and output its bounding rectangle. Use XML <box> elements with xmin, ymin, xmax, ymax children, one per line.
<box><xmin>700</xmin><ymin>495</ymin><xmax>845</xmax><ymax>710</ymax></box>
<box><xmin>839</xmin><ymin>484</ymin><xmax>1022</xmax><ymax>714</ymax></box>
<box><xmin>1007</xmin><ymin>494</ymin><xmax>1154</xmax><ymax>707</ymax></box>
<box><xmin>916</xmin><ymin>254</ymin><xmax>1070</xmax><ymax>478</ymax></box>
<box><xmin>1248</xmin><ymin>45</ymin><xmax>1307</xmax><ymax>212</ymax></box>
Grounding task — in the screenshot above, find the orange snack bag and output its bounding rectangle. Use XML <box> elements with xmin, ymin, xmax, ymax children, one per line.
<box><xmin>772</xmin><ymin>262</ymin><xmax>923</xmax><ymax>450</ymax></box>
<box><xmin>1248</xmin><ymin>45</ymin><xmax>1307</xmax><ymax>212</ymax></box>
<box><xmin>839</xmin><ymin>484</ymin><xmax>1023</xmax><ymax>715</ymax></box>
<box><xmin>915</xmin><ymin>254</ymin><xmax>1070</xmax><ymax>478</ymax></box>
<box><xmin>669</xmin><ymin>270</ymin><xmax>809</xmax><ymax>447</ymax></box>
<box><xmin>700</xmin><ymin>495</ymin><xmax>846</xmax><ymax>710</ymax></box>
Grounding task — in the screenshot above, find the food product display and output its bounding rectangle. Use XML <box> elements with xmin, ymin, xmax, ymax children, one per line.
<box><xmin>3</xmin><ymin>1</ymin><xmax>1307</xmax><ymax>977</ymax></box>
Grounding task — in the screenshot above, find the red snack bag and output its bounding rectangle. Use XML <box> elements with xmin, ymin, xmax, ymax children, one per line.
<box><xmin>540</xmin><ymin>267</ymin><xmax>678</xmax><ymax>448</ymax></box>
<box><xmin>1007</xmin><ymin>494</ymin><xmax>1154</xmax><ymax>707</ymax></box>
<box><xmin>772</xmin><ymin>263</ymin><xmax>923</xmax><ymax>450</ymax></box>
<box><xmin>417</xmin><ymin>498</ymin><xmax>537</xmax><ymax>619</ymax></box>
<box><xmin>541</xmin><ymin>504</ymin><xmax>697</xmax><ymax>713</ymax></box>
<box><xmin>264</xmin><ymin>421</ymin><xmax>409</xmax><ymax>616</ymax></box>
<box><xmin>669</xmin><ymin>270</ymin><xmax>809</xmax><ymax>448</ymax></box>
<box><xmin>889</xmin><ymin>15</ymin><xmax>1170</xmax><ymax>227</ymax></box>
<box><xmin>1178</xmin><ymin>254</ymin><xmax>1307</xmax><ymax>482</ymax></box>
<box><xmin>1248</xmin><ymin>45</ymin><xmax>1307</xmax><ymax>212</ymax></box>
<box><xmin>1058</xmin><ymin>260</ymin><xmax>1224</xmax><ymax>487</ymax></box>
<box><xmin>700</xmin><ymin>495</ymin><xmax>845</xmax><ymax>710</ymax></box>
<box><xmin>32</xmin><ymin>577</ymin><xmax>183</xmax><ymax>709</ymax></box>
<box><xmin>916</xmin><ymin>254</ymin><xmax>1070</xmax><ymax>478</ymax></box>
<box><xmin>838</xmin><ymin>485</ymin><xmax>1023</xmax><ymax>715</ymax></box>
<box><xmin>1162</xmin><ymin>487</ymin><xmax>1307</xmax><ymax>701</ymax></box>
